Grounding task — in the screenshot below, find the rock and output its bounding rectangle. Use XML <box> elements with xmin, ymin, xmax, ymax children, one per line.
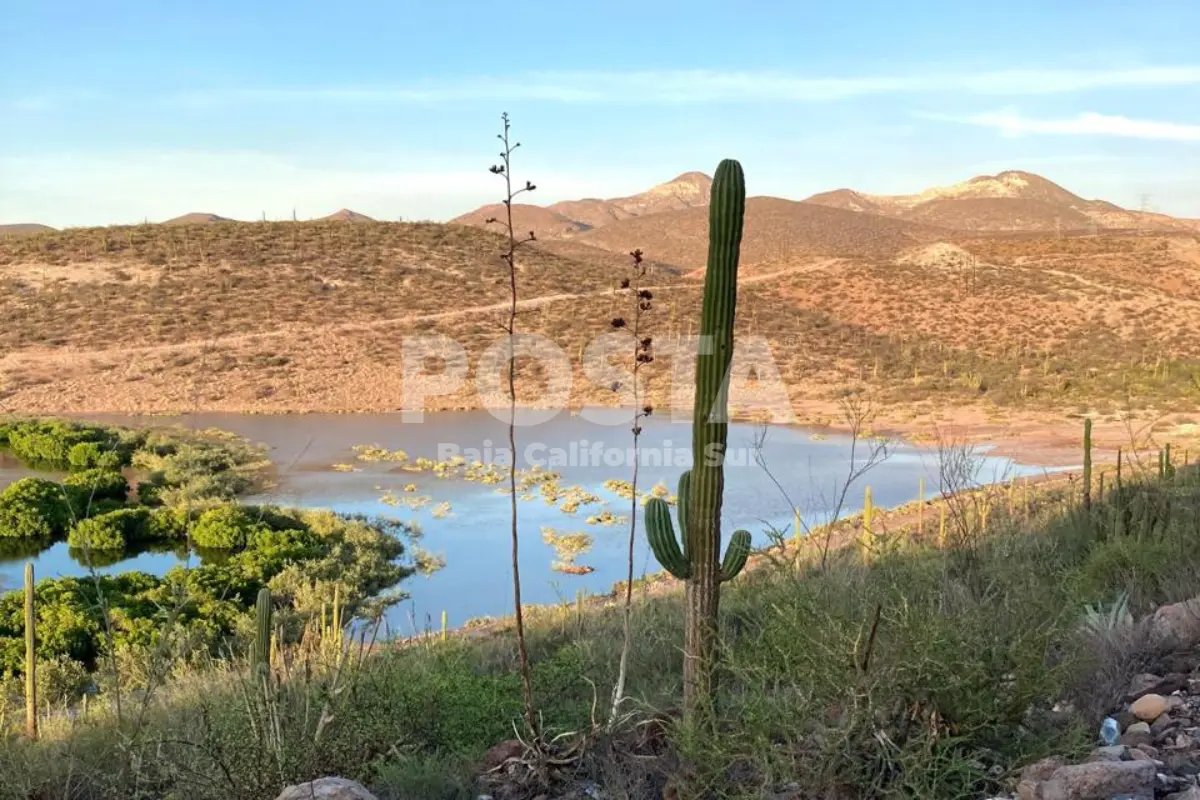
<box><xmin>1133</xmin><ymin>743</ymin><xmax>1159</xmax><ymax>759</ymax></box>
<box><xmin>1149</xmin><ymin>596</ymin><xmax>1200</xmax><ymax>650</ymax></box>
<box><xmin>1152</xmin><ymin>712</ymin><xmax>1181</xmax><ymax>738</ymax></box>
<box><xmin>1126</xmin><ymin>747</ymin><xmax>1156</xmax><ymax>762</ymax></box>
<box><xmin>1157</xmin><ymin>773</ymin><xmax>1193</xmax><ymax>794</ymax></box>
<box><xmin>480</xmin><ymin>739</ymin><xmax>526</xmax><ymax>772</ymax></box>
<box><xmin>1087</xmin><ymin>745</ymin><xmax>1130</xmax><ymax>761</ymax></box>
<box><xmin>1127</xmin><ymin>673</ymin><xmax>1167</xmax><ymax>700</ymax></box>
<box><xmin>1165</xmin><ymin>788</ymin><xmax>1200</xmax><ymax>800</ymax></box>
<box><xmin>1116</xmin><ymin>710</ymin><xmax>1140</xmax><ymax>731</ymax></box>
<box><xmin>1121</xmin><ymin>721</ymin><xmax>1153</xmax><ymax>747</ymax></box>
<box><xmin>1127</xmin><ymin>672</ymin><xmax>1191</xmax><ymax>700</ymax></box>
<box><xmin>1034</xmin><ymin>760</ymin><xmax>1155</xmax><ymax>800</ymax></box>
<box><xmin>1019</xmin><ymin>757</ymin><xmax>1069</xmax><ymax>800</ymax></box>
<box><xmin>1166</xmin><ymin>753</ymin><xmax>1200</xmax><ymax>776</ymax></box>
<box><xmin>1131</xmin><ymin>693</ymin><xmax>1169</xmax><ymax>721</ymax></box>
<box><xmin>275</xmin><ymin>777</ymin><xmax>378</xmax><ymax>800</ymax></box>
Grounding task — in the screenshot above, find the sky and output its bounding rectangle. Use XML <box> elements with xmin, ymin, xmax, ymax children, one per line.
<box><xmin>2</xmin><ymin>0</ymin><xmax>1199</xmax><ymax>227</ymax></box>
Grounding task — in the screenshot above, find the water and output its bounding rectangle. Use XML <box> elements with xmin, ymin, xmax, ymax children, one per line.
<box><xmin>0</xmin><ymin>410</ymin><xmax>1058</xmax><ymax>634</ymax></box>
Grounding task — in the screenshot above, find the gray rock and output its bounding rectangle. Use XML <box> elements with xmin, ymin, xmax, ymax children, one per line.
<box><xmin>276</xmin><ymin>777</ymin><xmax>378</xmax><ymax>800</ymax></box>
<box><xmin>1088</xmin><ymin>745</ymin><xmax>1130</xmax><ymax>761</ymax></box>
<box><xmin>1127</xmin><ymin>673</ymin><xmax>1166</xmax><ymax>701</ymax></box>
<box><xmin>1121</xmin><ymin>722</ymin><xmax>1153</xmax><ymax>747</ymax></box>
<box><xmin>1034</xmin><ymin>760</ymin><xmax>1155</xmax><ymax>800</ymax></box>
<box><xmin>1164</xmin><ymin>787</ymin><xmax>1200</xmax><ymax>800</ymax></box>
<box><xmin>1149</xmin><ymin>596</ymin><xmax>1200</xmax><ymax>650</ymax></box>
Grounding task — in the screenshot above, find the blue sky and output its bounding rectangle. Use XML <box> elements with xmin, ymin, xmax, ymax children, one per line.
<box><xmin>2</xmin><ymin>0</ymin><xmax>1199</xmax><ymax>226</ymax></box>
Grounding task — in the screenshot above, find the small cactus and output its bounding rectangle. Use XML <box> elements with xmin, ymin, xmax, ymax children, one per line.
<box><xmin>252</xmin><ymin>587</ymin><xmax>271</xmax><ymax>675</ymax></box>
<box><xmin>860</xmin><ymin>485</ymin><xmax>874</xmax><ymax>561</ymax></box>
<box><xmin>1082</xmin><ymin>417</ymin><xmax>1093</xmax><ymax>509</ymax></box>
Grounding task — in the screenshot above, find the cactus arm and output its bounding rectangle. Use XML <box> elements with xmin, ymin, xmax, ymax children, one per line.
<box><xmin>676</xmin><ymin>470</ymin><xmax>691</xmax><ymax>560</ymax></box>
<box><xmin>718</xmin><ymin>530</ymin><xmax>752</xmax><ymax>582</ymax></box>
<box><xmin>646</xmin><ymin>498</ymin><xmax>691</xmax><ymax>579</ymax></box>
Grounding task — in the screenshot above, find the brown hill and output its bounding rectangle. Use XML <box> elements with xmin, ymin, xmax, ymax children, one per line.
<box><xmin>453</xmin><ymin>172</ymin><xmax>714</xmax><ymax>236</ymax></box>
<box><xmin>547</xmin><ymin>171</ymin><xmax>713</xmax><ymax>229</ymax></box>
<box><xmin>162</xmin><ymin>212</ymin><xmax>236</xmax><ymax>225</ymax></box>
<box><xmin>449</xmin><ymin>203</ymin><xmax>588</xmax><ymax>237</ymax></box>
<box><xmin>900</xmin><ymin>197</ymin><xmax>1097</xmax><ymax>232</ymax></box>
<box><xmin>322</xmin><ymin>209</ymin><xmax>375</xmax><ymax>222</ymax></box>
<box><xmin>803</xmin><ymin>170</ymin><xmax>1193</xmax><ymax>233</ymax></box>
<box><xmin>574</xmin><ymin>197</ymin><xmax>945</xmax><ymax>270</ymax></box>
<box><xmin>0</xmin><ymin>223</ymin><xmax>56</xmax><ymax>236</ymax></box>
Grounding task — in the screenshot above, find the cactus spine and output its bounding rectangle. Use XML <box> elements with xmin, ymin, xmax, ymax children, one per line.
<box><xmin>25</xmin><ymin>563</ymin><xmax>37</xmax><ymax>740</ymax></box>
<box><xmin>252</xmin><ymin>587</ymin><xmax>271</xmax><ymax>676</ymax></box>
<box><xmin>644</xmin><ymin>158</ymin><xmax>748</xmax><ymax>723</ymax></box>
<box><xmin>1082</xmin><ymin>417</ymin><xmax>1093</xmax><ymax>509</ymax></box>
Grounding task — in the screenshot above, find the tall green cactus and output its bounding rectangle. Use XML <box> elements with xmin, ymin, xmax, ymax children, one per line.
<box><xmin>252</xmin><ymin>587</ymin><xmax>271</xmax><ymax>676</ymax></box>
<box><xmin>25</xmin><ymin>563</ymin><xmax>37</xmax><ymax>741</ymax></box>
<box><xmin>1082</xmin><ymin>417</ymin><xmax>1093</xmax><ymax>509</ymax></box>
<box><xmin>645</xmin><ymin>158</ymin><xmax>747</xmax><ymax>723</ymax></box>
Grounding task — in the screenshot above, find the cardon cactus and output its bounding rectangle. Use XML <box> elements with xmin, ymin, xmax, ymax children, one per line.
<box><xmin>645</xmin><ymin>158</ymin><xmax>748</xmax><ymax>723</ymax></box>
<box><xmin>646</xmin><ymin>471</ymin><xmax>751</xmax><ymax>582</ymax></box>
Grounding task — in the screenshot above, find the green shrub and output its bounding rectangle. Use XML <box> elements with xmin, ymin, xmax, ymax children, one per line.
<box><xmin>67</xmin><ymin>442</ymin><xmax>122</xmax><ymax>471</ymax></box>
<box><xmin>190</xmin><ymin>504</ymin><xmax>268</xmax><ymax>549</ymax></box>
<box><xmin>63</xmin><ymin>468</ymin><xmax>129</xmax><ymax>503</ymax></box>
<box><xmin>0</xmin><ymin>419</ymin><xmax>124</xmax><ymax>470</ymax></box>
<box><xmin>0</xmin><ymin>477</ymin><xmax>74</xmax><ymax>538</ymax></box>
<box><xmin>68</xmin><ymin>514</ymin><xmax>129</xmax><ymax>551</ymax></box>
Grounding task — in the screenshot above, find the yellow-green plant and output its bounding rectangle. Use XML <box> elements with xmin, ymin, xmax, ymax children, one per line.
<box><xmin>25</xmin><ymin>563</ymin><xmax>37</xmax><ymax>741</ymax></box>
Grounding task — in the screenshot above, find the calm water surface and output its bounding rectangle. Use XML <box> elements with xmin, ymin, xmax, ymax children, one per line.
<box><xmin>0</xmin><ymin>410</ymin><xmax>1063</xmax><ymax>634</ymax></box>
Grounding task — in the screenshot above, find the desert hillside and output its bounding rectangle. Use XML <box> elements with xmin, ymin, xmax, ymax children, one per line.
<box><xmin>453</xmin><ymin>168</ymin><xmax>1198</xmax><ymax>240</ymax></box>
<box><xmin>802</xmin><ymin>170</ymin><xmax>1199</xmax><ymax>233</ymax></box>
<box><xmin>1</xmin><ymin>213</ymin><xmax>1198</xmax><ymax>430</ymax></box>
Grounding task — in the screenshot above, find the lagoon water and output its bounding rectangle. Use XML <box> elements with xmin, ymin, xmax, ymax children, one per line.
<box><xmin>0</xmin><ymin>410</ymin><xmax>1059</xmax><ymax>634</ymax></box>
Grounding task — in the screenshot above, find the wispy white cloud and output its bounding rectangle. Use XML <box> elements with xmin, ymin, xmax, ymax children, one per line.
<box><xmin>3</xmin><ymin>90</ymin><xmax>105</xmax><ymax>112</ymax></box>
<box><xmin>169</xmin><ymin>65</ymin><xmax>1200</xmax><ymax>107</ymax></box>
<box><xmin>920</xmin><ymin>109</ymin><xmax>1200</xmax><ymax>142</ymax></box>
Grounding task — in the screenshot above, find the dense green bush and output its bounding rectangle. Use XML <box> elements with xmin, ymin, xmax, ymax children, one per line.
<box><xmin>0</xmin><ymin>418</ymin><xmax>131</xmax><ymax>471</ymax></box>
<box><xmin>63</xmin><ymin>468</ymin><xmax>129</xmax><ymax>503</ymax></box>
<box><xmin>67</xmin><ymin>515</ymin><xmax>127</xmax><ymax>550</ymax></box>
<box><xmin>190</xmin><ymin>504</ymin><xmax>270</xmax><ymax>549</ymax></box>
<box><xmin>67</xmin><ymin>508</ymin><xmax>153</xmax><ymax>551</ymax></box>
<box><xmin>0</xmin><ymin>477</ymin><xmax>75</xmax><ymax>538</ymax></box>
<box><xmin>67</xmin><ymin>442</ymin><xmax>122</xmax><ymax>471</ymax></box>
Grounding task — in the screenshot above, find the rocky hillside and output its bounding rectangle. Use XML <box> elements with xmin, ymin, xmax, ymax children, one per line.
<box><xmin>803</xmin><ymin>170</ymin><xmax>1199</xmax><ymax>233</ymax></box>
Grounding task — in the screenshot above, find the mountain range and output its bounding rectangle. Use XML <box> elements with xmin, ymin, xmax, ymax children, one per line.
<box><xmin>454</xmin><ymin>168</ymin><xmax>1198</xmax><ymax>239</ymax></box>
<box><xmin>3</xmin><ymin>169</ymin><xmax>1196</xmax><ymax>242</ymax></box>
